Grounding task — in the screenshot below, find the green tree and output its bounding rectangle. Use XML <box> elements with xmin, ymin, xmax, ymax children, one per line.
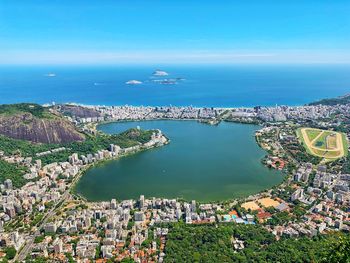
<box><xmin>325</xmin><ymin>235</ymin><xmax>350</xmax><ymax>263</ymax></box>
<box><xmin>4</xmin><ymin>246</ymin><xmax>16</xmax><ymax>260</ymax></box>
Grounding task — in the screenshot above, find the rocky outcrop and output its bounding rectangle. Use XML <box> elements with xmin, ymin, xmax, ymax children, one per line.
<box><xmin>57</xmin><ymin>105</ymin><xmax>102</xmax><ymax>118</ymax></box>
<box><xmin>0</xmin><ymin>112</ymin><xmax>85</xmax><ymax>144</ymax></box>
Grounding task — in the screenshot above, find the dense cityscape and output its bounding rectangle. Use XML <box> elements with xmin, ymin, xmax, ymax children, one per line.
<box><xmin>58</xmin><ymin>103</ymin><xmax>346</xmax><ymax>125</ymax></box>
<box><xmin>0</xmin><ymin>97</ymin><xmax>349</xmax><ymax>262</ymax></box>
<box><xmin>2</xmin><ymin>1</ymin><xmax>350</xmax><ymax>262</ymax></box>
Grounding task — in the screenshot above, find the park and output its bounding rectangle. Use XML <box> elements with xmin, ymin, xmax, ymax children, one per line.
<box><xmin>297</xmin><ymin>127</ymin><xmax>348</xmax><ymax>161</ymax></box>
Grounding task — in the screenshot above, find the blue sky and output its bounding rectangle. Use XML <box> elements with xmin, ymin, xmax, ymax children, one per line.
<box><xmin>1</xmin><ymin>0</ymin><xmax>350</xmax><ymax>64</ymax></box>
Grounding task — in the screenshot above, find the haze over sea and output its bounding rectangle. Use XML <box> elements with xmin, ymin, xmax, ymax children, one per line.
<box><xmin>0</xmin><ymin>64</ymin><xmax>349</xmax><ymax>107</ymax></box>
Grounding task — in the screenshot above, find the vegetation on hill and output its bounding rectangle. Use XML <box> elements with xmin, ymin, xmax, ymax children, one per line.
<box><xmin>0</xmin><ymin>103</ymin><xmax>52</xmax><ymax>118</ymax></box>
<box><xmin>0</xmin><ymin>128</ymin><xmax>155</xmax><ymax>187</ymax></box>
<box><xmin>0</xmin><ymin>134</ymin><xmax>58</xmax><ymax>157</ymax></box>
<box><xmin>326</xmin><ymin>234</ymin><xmax>350</xmax><ymax>263</ymax></box>
<box><xmin>309</xmin><ymin>94</ymin><xmax>350</xmax><ymax>106</ymax></box>
<box><xmin>0</xmin><ymin>160</ymin><xmax>28</xmax><ymax>188</ymax></box>
<box><xmin>164</xmin><ymin>223</ymin><xmax>346</xmax><ymax>263</ymax></box>
<box><xmin>121</xmin><ymin>128</ymin><xmax>155</xmax><ymax>144</ymax></box>
<box><xmin>38</xmin><ymin>129</ymin><xmax>154</xmax><ymax>164</ymax></box>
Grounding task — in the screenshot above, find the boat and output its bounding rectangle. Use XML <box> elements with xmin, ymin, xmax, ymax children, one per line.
<box><xmin>126</xmin><ymin>80</ymin><xmax>142</xmax><ymax>85</ymax></box>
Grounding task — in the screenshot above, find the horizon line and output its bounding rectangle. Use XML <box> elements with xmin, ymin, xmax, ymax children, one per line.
<box><xmin>1</xmin><ymin>62</ymin><xmax>350</xmax><ymax>66</ymax></box>
<box><xmin>2</xmin><ymin>49</ymin><xmax>350</xmax><ymax>65</ymax></box>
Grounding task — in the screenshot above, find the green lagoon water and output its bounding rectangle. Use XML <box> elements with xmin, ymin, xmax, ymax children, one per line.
<box><xmin>75</xmin><ymin>120</ymin><xmax>283</xmax><ymax>202</ymax></box>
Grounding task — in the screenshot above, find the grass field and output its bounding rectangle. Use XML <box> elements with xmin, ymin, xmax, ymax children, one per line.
<box><xmin>312</xmin><ymin>131</ymin><xmax>335</xmax><ymax>150</ymax></box>
<box><xmin>342</xmin><ymin>133</ymin><xmax>349</xmax><ymax>157</ymax></box>
<box><xmin>297</xmin><ymin>127</ymin><xmax>348</xmax><ymax>161</ymax></box>
<box><xmin>305</xmin><ymin>129</ymin><xmax>322</xmax><ymax>142</ymax></box>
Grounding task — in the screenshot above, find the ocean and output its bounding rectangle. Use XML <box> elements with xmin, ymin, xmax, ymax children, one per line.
<box><xmin>0</xmin><ymin>64</ymin><xmax>349</xmax><ymax>107</ymax></box>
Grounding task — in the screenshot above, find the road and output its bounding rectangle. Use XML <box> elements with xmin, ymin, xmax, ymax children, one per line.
<box><xmin>15</xmin><ymin>172</ymin><xmax>81</xmax><ymax>262</ymax></box>
<box><xmin>14</xmin><ymin>135</ymin><xmax>162</xmax><ymax>261</ymax></box>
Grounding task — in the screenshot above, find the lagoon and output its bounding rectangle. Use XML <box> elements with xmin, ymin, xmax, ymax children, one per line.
<box><xmin>75</xmin><ymin>120</ymin><xmax>283</xmax><ymax>202</ymax></box>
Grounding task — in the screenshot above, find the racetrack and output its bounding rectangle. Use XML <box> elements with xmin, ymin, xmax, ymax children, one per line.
<box><xmin>299</xmin><ymin>128</ymin><xmax>346</xmax><ymax>160</ymax></box>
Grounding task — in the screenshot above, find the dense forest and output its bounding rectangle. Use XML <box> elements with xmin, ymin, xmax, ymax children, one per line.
<box><xmin>0</xmin><ymin>134</ymin><xmax>59</xmax><ymax>157</ymax></box>
<box><xmin>0</xmin><ymin>160</ymin><xmax>28</xmax><ymax>188</ymax></box>
<box><xmin>164</xmin><ymin>223</ymin><xmax>347</xmax><ymax>263</ymax></box>
<box><xmin>0</xmin><ymin>103</ymin><xmax>52</xmax><ymax>118</ymax></box>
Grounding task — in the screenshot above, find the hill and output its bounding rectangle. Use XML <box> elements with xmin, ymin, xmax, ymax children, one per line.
<box><xmin>56</xmin><ymin>104</ymin><xmax>102</xmax><ymax>118</ymax></box>
<box><xmin>0</xmin><ymin>160</ymin><xmax>29</xmax><ymax>188</ymax></box>
<box><xmin>0</xmin><ymin>103</ymin><xmax>85</xmax><ymax>144</ymax></box>
<box><xmin>0</xmin><ymin>127</ymin><xmax>155</xmax><ymax>187</ymax></box>
<box><xmin>308</xmin><ymin>94</ymin><xmax>350</xmax><ymax>106</ymax></box>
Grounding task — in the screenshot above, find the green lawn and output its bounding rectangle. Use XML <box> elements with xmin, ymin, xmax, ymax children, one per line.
<box><xmin>312</xmin><ymin>131</ymin><xmax>333</xmax><ymax>150</ymax></box>
<box><xmin>342</xmin><ymin>133</ymin><xmax>349</xmax><ymax>157</ymax></box>
<box><xmin>305</xmin><ymin>129</ymin><xmax>322</xmax><ymax>142</ymax></box>
<box><xmin>296</xmin><ymin>128</ymin><xmax>313</xmax><ymax>155</ymax></box>
<box><xmin>324</xmin><ymin>150</ymin><xmax>342</xmax><ymax>159</ymax></box>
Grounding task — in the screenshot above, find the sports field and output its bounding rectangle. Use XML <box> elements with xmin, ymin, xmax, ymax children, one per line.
<box><xmin>257</xmin><ymin>198</ymin><xmax>280</xmax><ymax>208</ymax></box>
<box><xmin>297</xmin><ymin>127</ymin><xmax>348</xmax><ymax>161</ymax></box>
<box><xmin>241</xmin><ymin>201</ymin><xmax>260</xmax><ymax>211</ymax></box>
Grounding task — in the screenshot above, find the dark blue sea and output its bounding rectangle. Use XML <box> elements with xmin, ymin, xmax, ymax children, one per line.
<box><xmin>0</xmin><ymin>64</ymin><xmax>349</xmax><ymax>107</ymax></box>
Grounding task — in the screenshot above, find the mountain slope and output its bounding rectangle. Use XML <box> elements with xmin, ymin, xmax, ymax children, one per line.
<box><xmin>0</xmin><ymin>103</ymin><xmax>85</xmax><ymax>144</ymax></box>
